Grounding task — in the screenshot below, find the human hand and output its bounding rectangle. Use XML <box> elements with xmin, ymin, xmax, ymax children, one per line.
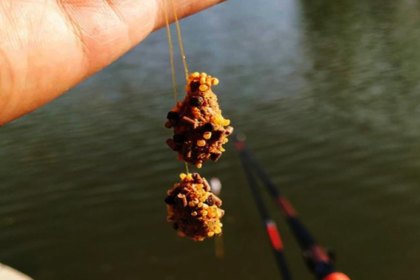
<box><xmin>0</xmin><ymin>0</ymin><xmax>227</xmax><ymax>126</ymax></box>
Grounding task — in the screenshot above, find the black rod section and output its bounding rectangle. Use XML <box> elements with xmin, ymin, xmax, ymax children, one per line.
<box><xmin>235</xmin><ymin>136</ymin><xmax>351</xmax><ymax>280</ymax></box>
<box><xmin>238</xmin><ymin>149</ymin><xmax>293</xmax><ymax>280</ymax></box>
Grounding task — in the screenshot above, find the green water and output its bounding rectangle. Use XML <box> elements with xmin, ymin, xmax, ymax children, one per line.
<box><xmin>1</xmin><ymin>0</ymin><xmax>420</xmax><ymax>279</ymax></box>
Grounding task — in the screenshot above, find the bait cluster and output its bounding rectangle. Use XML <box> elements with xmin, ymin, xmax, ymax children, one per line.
<box><xmin>165</xmin><ymin>173</ymin><xmax>224</xmax><ymax>241</ymax></box>
<box><xmin>165</xmin><ymin>72</ymin><xmax>231</xmax><ymax>241</ymax></box>
<box><xmin>165</xmin><ymin>72</ymin><xmax>234</xmax><ymax>168</ymax></box>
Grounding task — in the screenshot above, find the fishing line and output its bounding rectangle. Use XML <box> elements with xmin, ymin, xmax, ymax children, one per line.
<box><xmin>162</xmin><ymin>1</ymin><xmax>233</xmax><ymax>242</ymax></box>
<box><xmin>162</xmin><ymin>0</ymin><xmax>190</xmax><ymax>174</ymax></box>
<box><xmin>162</xmin><ymin>0</ymin><xmax>178</xmax><ymax>103</ymax></box>
<box><xmin>169</xmin><ymin>0</ymin><xmax>189</xmax><ymax>80</ymax></box>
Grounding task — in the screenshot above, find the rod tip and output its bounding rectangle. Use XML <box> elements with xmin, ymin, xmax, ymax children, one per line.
<box><xmin>323</xmin><ymin>272</ymin><xmax>351</xmax><ymax>280</ymax></box>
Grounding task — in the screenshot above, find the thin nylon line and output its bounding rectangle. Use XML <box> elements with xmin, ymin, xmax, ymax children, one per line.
<box><xmin>163</xmin><ymin>0</ymin><xmax>190</xmax><ymax>174</ymax></box>
<box><xmin>169</xmin><ymin>0</ymin><xmax>189</xmax><ymax>80</ymax></box>
<box><xmin>162</xmin><ymin>0</ymin><xmax>178</xmax><ymax>102</ymax></box>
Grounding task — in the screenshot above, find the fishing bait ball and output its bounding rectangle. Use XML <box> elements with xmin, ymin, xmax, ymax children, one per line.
<box><xmin>165</xmin><ymin>172</ymin><xmax>224</xmax><ymax>241</ymax></box>
<box><xmin>165</xmin><ymin>72</ymin><xmax>234</xmax><ymax>168</ymax></box>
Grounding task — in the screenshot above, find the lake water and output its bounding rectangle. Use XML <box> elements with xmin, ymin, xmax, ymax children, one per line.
<box><xmin>1</xmin><ymin>0</ymin><xmax>420</xmax><ymax>279</ymax></box>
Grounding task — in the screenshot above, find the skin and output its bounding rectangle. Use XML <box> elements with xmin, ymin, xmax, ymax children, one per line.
<box><xmin>0</xmin><ymin>0</ymin><xmax>227</xmax><ymax>126</ymax></box>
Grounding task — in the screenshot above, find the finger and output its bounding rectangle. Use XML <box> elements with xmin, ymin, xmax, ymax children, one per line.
<box><xmin>0</xmin><ymin>0</ymin><xmax>227</xmax><ymax>126</ymax></box>
<box><xmin>64</xmin><ymin>0</ymin><xmax>228</xmax><ymax>70</ymax></box>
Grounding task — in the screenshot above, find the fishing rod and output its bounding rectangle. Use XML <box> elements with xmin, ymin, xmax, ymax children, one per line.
<box><xmin>238</xmin><ymin>146</ymin><xmax>293</xmax><ymax>280</ymax></box>
<box><xmin>235</xmin><ymin>135</ymin><xmax>351</xmax><ymax>280</ymax></box>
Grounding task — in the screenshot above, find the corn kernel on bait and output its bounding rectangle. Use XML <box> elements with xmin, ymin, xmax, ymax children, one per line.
<box><xmin>165</xmin><ymin>72</ymin><xmax>234</xmax><ymax>168</ymax></box>
<box><xmin>165</xmin><ymin>173</ymin><xmax>224</xmax><ymax>241</ymax></box>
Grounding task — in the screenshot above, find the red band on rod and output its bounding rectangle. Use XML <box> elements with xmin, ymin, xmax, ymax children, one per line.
<box><xmin>235</xmin><ymin>142</ymin><xmax>245</xmax><ymax>151</ymax></box>
<box><xmin>311</xmin><ymin>245</ymin><xmax>330</xmax><ymax>263</ymax></box>
<box><xmin>278</xmin><ymin>197</ymin><xmax>297</xmax><ymax>217</ymax></box>
<box><xmin>266</xmin><ymin>221</ymin><xmax>284</xmax><ymax>250</ymax></box>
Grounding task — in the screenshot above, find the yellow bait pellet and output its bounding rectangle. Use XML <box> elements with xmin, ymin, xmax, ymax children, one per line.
<box><xmin>214</xmin><ymin>115</ymin><xmax>224</xmax><ymax>125</ymax></box>
<box><xmin>199</xmin><ymin>85</ymin><xmax>208</xmax><ymax>92</ymax></box>
<box><xmin>197</xmin><ymin>140</ymin><xmax>206</xmax><ymax>147</ymax></box>
<box><xmin>203</xmin><ymin>132</ymin><xmax>212</xmax><ymax>139</ymax></box>
<box><xmin>212</xmin><ymin>78</ymin><xmax>219</xmax><ymax>86</ymax></box>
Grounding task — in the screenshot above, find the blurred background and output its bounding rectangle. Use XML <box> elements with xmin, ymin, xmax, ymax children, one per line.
<box><xmin>2</xmin><ymin>0</ymin><xmax>420</xmax><ymax>279</ymax></box>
